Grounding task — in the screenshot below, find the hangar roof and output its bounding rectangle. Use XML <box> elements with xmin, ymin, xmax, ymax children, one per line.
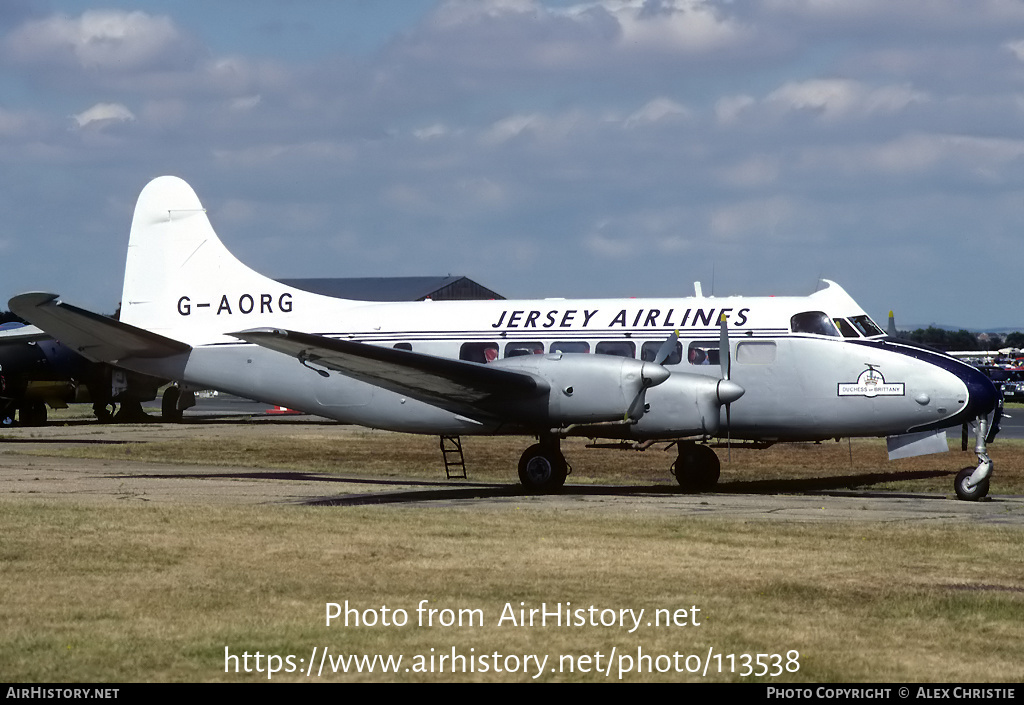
<box><xmin>277</xmin><ymin>276</ymin><xmax>504</xmax><ymax>302</ymax></box>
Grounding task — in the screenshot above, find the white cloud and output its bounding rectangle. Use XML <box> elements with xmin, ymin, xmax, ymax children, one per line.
<box><xmin>431</xmin><ymin>0</ymin><xmax>541</xmax><ymax>28</ymax></box>
<box><xmin>766</xmin><ymin>79</ymin><xmax>927</xmax><ymax>119</ymax></box>
<box><xmin>229</xmin><ymin>95</ymin><xmax>262</xmax><ymax>112</ymax></box>
<box><xmin>414</xmin><ymin>124</ymin><xmax>449</xmax><ymax>140</ymax></box>
<box><xmin>480</xmin><ymin>111</ymin><xmax>583</xmax><ymax>145</ymax></box>
<box><xmin>1005</xmin><ymin>39</ymin><xmax>1024</xmax><ymax>61</ymax></box>
<box><xmin>605</xmin><ymin>0</ymin><xmax>750</xmax><ymax>53</ymax></box>
<box><xmin>482</xmin><ymin>114</ymin><xmax>541</xmax><ymax>145</ymax></box>
<box><xmin>715</xmin><ymin>94</ymin><xmax>756</xmax><ymax>124</ymax></box>
<box><xmin>6</xmin><ymin>10</ymin><xmax>191</xmax><ymax>71</ymax></box>
<box><xmin>624</xmin><ymin>97</ymin><xmax>690</xmax><ymax>128</ymax></box>
<box><xmin>72</xmin><ymin>102</ymin><xmax>136</xmax><ymax>129</ymax></box>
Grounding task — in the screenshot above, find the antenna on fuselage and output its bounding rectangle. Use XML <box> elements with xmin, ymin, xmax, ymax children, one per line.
<box><xmin>694</xmin><ymin>281</ymin><xmax>703</xmax><ymax>297</ymax></box>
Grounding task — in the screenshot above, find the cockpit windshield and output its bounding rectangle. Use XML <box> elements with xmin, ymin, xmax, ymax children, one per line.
<box><xmin>849</xmin><ymin>315</ymin><xmax>884</xmax><ymax>337</ymax></box>
<box><xmin>790</xmin><ymin>311</ymin><xmax>840</xmax><ymax>337</ymax></box>
<box><xmin>833</xmin><ymin>318</ymin><xmax>860</xmax><ymax>338</ymax></box>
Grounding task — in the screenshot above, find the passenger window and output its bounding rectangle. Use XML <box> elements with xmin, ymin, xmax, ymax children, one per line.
<box><xmin>687</xmin><ymin>342</ymin><xmax>720</xmax><ymax>366</ymax></box>
<box><xmin>790</xmin><ymin>311</ymin><xmax>840</xmax><ymax>337</ymax></box>
<box><xmin>504</xmin><ymin>342</ymin><xmax>544</xmax><ymax>358</ymax></box>
<box><xmin>393</xmin><ymin>343</ymin><xmax>413</xmax><ymax>351</ymax></box>
<box><xmin>850</xmin><ymin>315</ymin><xmax>884</xmax><ymax>337</ymax></box>
<box><xmin>641</xmin><ymin>340</ymin><xmax>682</xmax><ymax>365</ymax></box>
<box><xmin>460</xmin><ymin>342</ymin><xmax>499</xmax><ymax>363</ymax></box>
<box><xmin>833</xmin><ymin>318</ymin><xmax>860</xmax><ymax>338</ymax></box>
<box><xmin>736</xmin><ymin>341</ymin><xmax>777</xmax><ymax>364</ymax></box>
<box><xmin>551</xmin><ymin>341</ymin><xmax>590</xmax><ymax>354</ymax></box>
<box><xmin>595</xmin><ymin>341</ymin><xmax>635</xmax><ymax>358</ymax></box>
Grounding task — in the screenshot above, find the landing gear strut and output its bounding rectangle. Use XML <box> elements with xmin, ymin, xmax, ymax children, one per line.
<box><xmin>672</xmin><ymin>442</ymin><xmax>720</xmax><ymax>492</ymax></box>
<box><xmin>518</xmin><ymin>438</ymin><xmax>568</xmax><ymax>492</ymax></box>
<box><xmin>954</xmin><ymin>416</ymin><xmax>992</xmax><ymax>501</ymax></box>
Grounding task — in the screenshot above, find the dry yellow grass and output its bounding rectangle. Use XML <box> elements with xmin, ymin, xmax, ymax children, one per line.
<box><xmin>1</xmin><ymin>499</ymin><xmax>1022</xmax><ymax>683</ymax></box>
<box><xmin>2</xmin><ymin>417</ymin><xmax>1022</xmax><ymax>682</ymax></box>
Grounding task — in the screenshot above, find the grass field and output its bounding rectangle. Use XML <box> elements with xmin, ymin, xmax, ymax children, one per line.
<box><xmin>2</xmin><ymin>417</ymin><xmax>1023</xmax><ymax>683</ymax></box>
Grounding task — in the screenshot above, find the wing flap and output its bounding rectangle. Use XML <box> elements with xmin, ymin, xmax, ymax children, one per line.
<box><xmin>233</xmin><ymin>328</ymin><xmax>547</xmax><ymax>411</ymax></box>
<box><xmin>9</xmin><ymin>293</ymin><xmax>191</xmax><ymax>363</ymax></box>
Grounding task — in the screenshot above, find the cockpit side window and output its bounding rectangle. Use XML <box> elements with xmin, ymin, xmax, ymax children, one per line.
<box><xmin>790</xmin><ymin>311</ymin><xmax>840</xmax><ymax>337</ymax></box>
<box><xmin>849</xmin><ymin>315</ymin><xmax>884</xmax><ymax>337</ymax></box>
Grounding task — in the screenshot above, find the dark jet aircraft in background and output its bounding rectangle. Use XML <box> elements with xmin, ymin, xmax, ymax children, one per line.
<box><xmin>0</xmin><ymin>319</ymin><xmax>165</xmax><ymax>426</ymax></box>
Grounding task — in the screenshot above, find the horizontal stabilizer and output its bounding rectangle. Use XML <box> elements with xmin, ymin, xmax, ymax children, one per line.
<box><xmin>9</xmin><ymin>292</ymin><xmax>191</xmax><ymax>363</ymax></box>
<box><xmin>233</xmin><ymin>328</ymin><xmax>546</xmax><ymax>412</ymax></box>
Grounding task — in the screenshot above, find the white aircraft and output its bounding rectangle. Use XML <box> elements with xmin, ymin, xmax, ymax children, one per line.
<box><xmin>9</xmin><ymin>176</ymin><xmax>1001</xmax><ymax>500</ymax></box>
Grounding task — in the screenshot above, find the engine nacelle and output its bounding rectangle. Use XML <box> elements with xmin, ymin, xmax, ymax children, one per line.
<box><xmin>631</xmin><ymin>372</ymin><xmax>737</xmax><ymax>438</ymax></box>
<box><xmin>490</xmin><ymin>352</ymin><xmax>666</xmax><ymax>425</ymax></box>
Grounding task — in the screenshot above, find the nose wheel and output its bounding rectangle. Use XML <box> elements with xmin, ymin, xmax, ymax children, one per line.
<box><xmin>954</xmin><ymin>467</ymin><xmax>990</xmax><ymax>501</ymax></box>
<box><xmin>954</xmin><ymin>416</ymin><xmax>993</xmax><ymax>501</ymax></box>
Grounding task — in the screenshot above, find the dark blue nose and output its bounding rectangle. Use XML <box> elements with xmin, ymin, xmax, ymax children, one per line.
<box><xmin>957</xmin><ymin>363</ymin><xmax>999</xmax><ymax>420</ymax></box>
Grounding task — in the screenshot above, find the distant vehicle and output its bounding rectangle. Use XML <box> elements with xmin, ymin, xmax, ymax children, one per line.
<box><xmin>0</xmin><ymin>322</ymin><xmax>165</xmax><ymax>426</ymax></box>
<box><xmin>980</xmin><ymin>366</ymin><xmax>1024</xmax><ymax>403</ymax></box>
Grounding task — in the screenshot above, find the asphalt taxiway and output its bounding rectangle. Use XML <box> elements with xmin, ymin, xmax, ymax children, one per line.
<box><xmin>1</xmin><ymin>414</ymin><xmax>1022</xmax><ymax>525</ymax></box>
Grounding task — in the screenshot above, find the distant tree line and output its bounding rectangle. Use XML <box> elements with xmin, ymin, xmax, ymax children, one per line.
<box><xmin>900</xmin><ymin>327</ymin><xmax>1024</xmax><ymax>352</ymax></box>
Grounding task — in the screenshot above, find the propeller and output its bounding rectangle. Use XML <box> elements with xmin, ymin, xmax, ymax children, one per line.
<box><xmin>625</xmin><ymin>330</ymin><xmax>677</xmax><ymax>421</ymax></box>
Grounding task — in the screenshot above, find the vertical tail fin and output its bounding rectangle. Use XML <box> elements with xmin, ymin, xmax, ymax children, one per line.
<box><xmin>119</xmin><ymin>176</ymin><xmax>342</xmax><ymax>343</ymax></box>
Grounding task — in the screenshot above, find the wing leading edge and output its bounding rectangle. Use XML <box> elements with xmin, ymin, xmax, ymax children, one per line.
<box><xmin>233</xmin><ymin>327</ymin><xmax>548</xmax><ymax>418</ymax></box>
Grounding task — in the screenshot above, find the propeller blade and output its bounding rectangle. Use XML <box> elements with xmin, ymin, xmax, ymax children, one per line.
<box><xmin>719</xmin><ymin>314</ymin><xmax>738</xmax><ymax>459</ymax></box>
<box><xmin>718</xmin><ymin>314</ymin><xmax>731</xmax><ymax>380</ymax></box>
<box><xmin>654</xmin><ymin>329</ymin><xmax>680</xmax><ymax>365</ymax></box>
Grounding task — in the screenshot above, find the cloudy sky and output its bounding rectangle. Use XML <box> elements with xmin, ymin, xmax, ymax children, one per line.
<box><xmin>2</xmin><ymin>0</ymin><xmax>1023</xmax><ymax>329</ymax></box>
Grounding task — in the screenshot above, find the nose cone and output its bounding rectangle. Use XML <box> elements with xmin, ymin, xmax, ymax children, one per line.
<box><xmin>958</xmin><ymin>363</ymin><xmax>999</xmax><ymax>419</ymax></box>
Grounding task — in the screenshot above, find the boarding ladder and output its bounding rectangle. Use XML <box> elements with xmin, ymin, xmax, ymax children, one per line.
<box><xmin>439</xmin><ymin>436</ymin><xmax>467</xmax><ymax>479</ymax></box>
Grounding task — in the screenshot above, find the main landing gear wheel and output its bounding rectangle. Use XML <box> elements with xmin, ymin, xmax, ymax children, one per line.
<box><xmin>954</xmin><ymin>467</ymin><xmax>990</xmax><ymax>502</ymax></box>
<box><xmin>18</xmin><ymin>401</ymin><xmax>47</xmax><ymax>427</ymax></box>
<box><xmin>162</xmin><ymin>386</ymin><xmax>184</xmax><ymax>423</ymax></box>
<box><xmin>518</xmin><ymin>443</ymin><xmax>568</xmax><ymax>493</ymax></box>
<box><xmin>672</xmin><ymin>442</ymin><xmax>721</xmax><ymax>492</ymax></box>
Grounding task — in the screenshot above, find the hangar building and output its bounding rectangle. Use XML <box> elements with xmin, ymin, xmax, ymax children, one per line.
<box><xmin>278</xmin><ymin>276</ymin><xmax>503</xmax><ymax>302</ymax></box>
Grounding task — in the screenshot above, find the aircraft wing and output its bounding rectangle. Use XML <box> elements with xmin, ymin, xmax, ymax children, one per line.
<box><xmin>8</xmin><ymin>293</ymin><xmax>191</xmax><ymax>363</ymax></box>
<box><xmin>233</xmin><ymin>328</ymin><xmax>547</xmax><ymax>414</ymax></box>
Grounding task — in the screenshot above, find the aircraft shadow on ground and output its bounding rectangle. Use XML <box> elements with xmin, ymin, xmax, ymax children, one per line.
<box><xmin>110</xmin><ymin>468</ymin><xmax>953</xmax><ymax>506</ymax></box>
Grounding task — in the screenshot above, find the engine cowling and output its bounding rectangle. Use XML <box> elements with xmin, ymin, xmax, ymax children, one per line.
<box><xmin>631</xmin><ymin>372</ymin><xmax>744</xmax><ymax>437</ymax></box>
<box><xmin>490</xmin><ymin>352</ymin><xmax>668</xmax><ymax>425</ymax></box>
